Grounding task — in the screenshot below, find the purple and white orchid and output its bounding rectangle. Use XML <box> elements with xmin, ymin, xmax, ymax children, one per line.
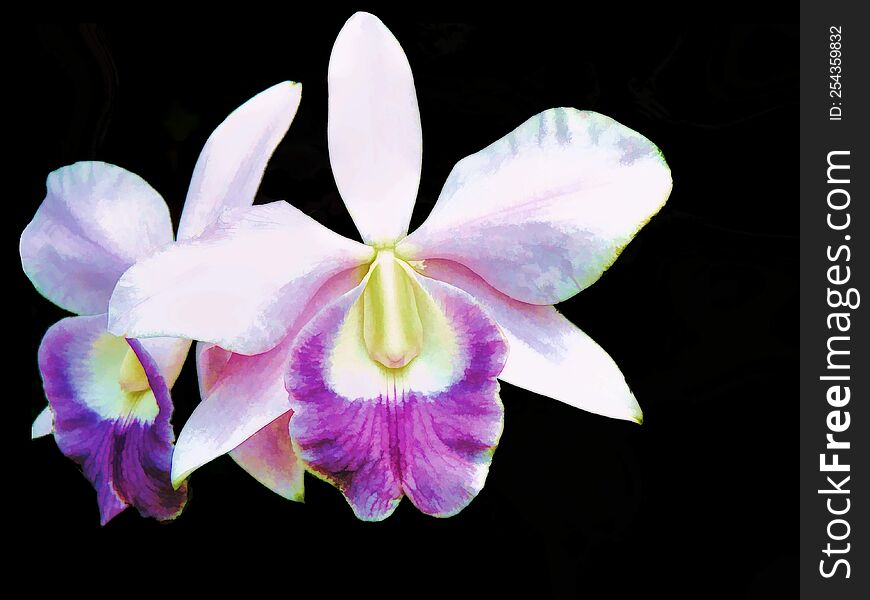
<box><xmin>24</xmin><ymin>81</ymin><xmax>302</xmax><ymax>524</ymax></box>
<box><xmin>107</xmin><ymin>13</ymin><xmax>672</xmax><ymax>521</ymax></box>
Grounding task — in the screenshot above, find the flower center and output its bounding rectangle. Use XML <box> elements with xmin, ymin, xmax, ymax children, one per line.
<box><xmin>361</xmin><ymin>249</ymin><xmax>423</xmax><ymax>369</ymax></box>
<box><xmin>118</xmin><ymin>346</ymin><xmax>151</xmax><ymax>393</ymax></box>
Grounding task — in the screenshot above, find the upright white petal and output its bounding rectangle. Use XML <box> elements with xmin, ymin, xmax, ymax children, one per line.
<box><xmin>328</xmin><ymin>12</ymin><xmax>422</xmax><ymax>245</ymax></box>
<box><xmin>177</xmin><ymin>82</ymin><xmax>302</xmax><ymax>241</ymax></box>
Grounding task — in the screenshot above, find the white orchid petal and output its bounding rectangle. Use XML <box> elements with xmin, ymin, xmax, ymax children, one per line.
<box><xmin>328</xmin><ymin>12</ymin><xmax>422</xmax><ymax>245</ymax></box>
<box><xmin>422</xmin><ymin>259</ymin><xmax>642</xmax><ymax>423</ymax></box>
<box><xmin>177</xmin><ymin>82</ymin><xmax>302</xmax><ymax>241</ymax></box>
<box><xmin>21</xmin><ymin>162</ymin><xmax>173</xmax><ymax>315</ymax></box>
<box><xmin>399</xmin><ymin>109</ymin><xmax>671</xmax><ymax>305</ymax></box>
<box><xmin>172</xmin><ymin>266</ymin><xmax>366</xmax><ymax>485</ymax></box>
<box><xmin>171</xmin><ymin>339</ymin><xmax>293</xmax><ymax>487</ymax></box>
<box><xmin>109</xmin><ymin>201</ymin><xmax>374</xmax><ymax>355</ymax></box>
<box><xmin>31</xmin><ymin>406</ymin><xmax>53</xmax><ymax>439</ymax></box>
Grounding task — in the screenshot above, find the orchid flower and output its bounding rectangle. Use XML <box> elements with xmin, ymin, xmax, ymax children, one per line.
<box><xmin>24</xmin><ymin>81</ymin><xmax>302</xmax><ymax>523</ymax></box>
<box><xmin>108</xmin><ymin>12</ymin><xmax>672</xmax><ymax>521</ymax></box>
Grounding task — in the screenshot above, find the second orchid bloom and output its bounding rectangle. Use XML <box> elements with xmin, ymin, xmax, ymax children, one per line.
<box><xmin>24</xmin><ymin>82</ymin><xmax>304</xmax><ymax>523</ymax></box>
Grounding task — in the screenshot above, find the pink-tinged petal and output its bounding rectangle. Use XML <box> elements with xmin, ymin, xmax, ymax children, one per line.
<box><xmin>229</xmin><ymin>412</ymin><xmax>304</xmax><ymax>501</ymax></box>
<box><xmin>109</xmin><ymin>201</ymin><xmax>375</xmax><ymax>355</ymax></box>
<box><xmin>195</xmin><ymin>342</ymin><xmax>232</xmax><ymax>398</ymax></box>
<box><xmin>173</xmin><ymin>338</ymin><xmax>293</xmax><ymax>487</ymax></box>
<box><xmin>328</xmin><ymin>12</ymin><xmax>422</xmax><ymax>245</ymax></box>
<box><xmin>31</xmin><ymin>406</ymin><xmax>53</xmax><ymax>439</ymax></box>
<box><xmin>398</xmin><ymin>109</ymin><xmax>672</xmax><ymax>305</ymax></box>
<box><xmin>21</xmin><ymin>162</ymin><xmax>173</xmax><ymax>315</ymax></box>
<box><xmin>172</xmin><ymin>266</ymin><xmax>367</xmax><ymax>485</ymax></box>
<box><xmin>177</xmin><ymin>82</ymin><xmax>302</xmax><ymax>241</ymax></box>
<box><xmin>287</xmin><ymin>269</ymin><xmax>507</xmax><ymax>521</ymax></box>
<box><xmin>422</xmin><ymin>259</ymin><xmax>642</xmax><ymax>423</ymax></box>
<box><xmin>38</xmin><ymin>315</ymin><xmax>187</xmax><ymax>524</ymax></box>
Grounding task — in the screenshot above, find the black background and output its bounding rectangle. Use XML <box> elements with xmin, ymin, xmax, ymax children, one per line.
<box><xmin>23</xmin><ymin>18</ymin><xmax>797</xmax><ymax>598</ymax></box>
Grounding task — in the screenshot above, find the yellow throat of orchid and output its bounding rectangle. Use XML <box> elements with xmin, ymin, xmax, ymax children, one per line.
<box><xmin>84</xmin><ymin>333</ymin><xmax>159</xmax><ymax>423</ymax></box>
<box><xmin>119</xmin><ymin>346</ymin><xmax>151</xmax><ymax>393</ymax></box>
<box><xmin>362</xmin><ymin>249</ymin><xmax>424</xmax><ymax>369</ymax></box>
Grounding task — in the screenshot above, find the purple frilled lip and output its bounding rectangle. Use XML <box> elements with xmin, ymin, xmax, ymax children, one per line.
<box><xmin>38</xmin><ymin>315</ymin><xmax>187</xmax><ymax>525</ymax></box>
<box><xmin>286</xmin><ymin>274</ymin><xmax>508</xmax><ymax>521</ymax></box>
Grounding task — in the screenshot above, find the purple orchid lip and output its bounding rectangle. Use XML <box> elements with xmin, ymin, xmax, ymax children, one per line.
<box><xmin>286</xmin><ymin>270</ymin><xmax>508</xmax><ymax>521</ymax></box>
<box><xmin>39</xmin><ymin>315</ymin><xmax>187</xmax><ymax>525</ymax></box>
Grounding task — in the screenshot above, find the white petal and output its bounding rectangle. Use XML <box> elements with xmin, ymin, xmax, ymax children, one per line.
<box><xmin>177</xmin><ymin>82</ymin><xmax>302</xmax><ymax>241</ymax></box>
<box><xmin>421</xmin><ymin>259</ymin><xmax>642</xmax><ymax>423</ymax></box>
<box><xmin>171</xmin><ymin>266</ymin><xmax>366</xmax><ymax>485</ymax></box>
<box><xmin>170</xmin><ymin>338</ymin><xmax>294</xmax><ymax>487</ymax></box>
<box><xmin>21</xmin><ymin>162</ymin><xmax>173</xmax><ymax>315</ymax></box>
<box><xmin>328</xmin><ymin>12</ymin><xmax>422</xmax><ymax>245</ymax></box>
<box><xmin>31</xmin><ymin>406</ymin><xmax>53</xmax><ymax>439</ymax></box>
<box><xmin>108</xmin><ymin>201</ymin><xmax>374</xmax><ymax>355</ymax></box>
<box><xmin>398</xmin><ymin>109</ymin><xmax>672</xmax><ymax>305</ymax></box>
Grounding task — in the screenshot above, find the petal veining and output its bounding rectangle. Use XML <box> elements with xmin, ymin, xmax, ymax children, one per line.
<box><xmin>38</xmin><ymin>315</ymin><xmax>187</xmax><ymax>524</ymax></box>
<box><xmin>286</xmin><ymin>269</ymin><xmax>507</xmax><ymax>520</ymax></box>
<box><xmin>397</xmin><ymin>109</ymin><xmax>672</xmax><ymax>305</ymax></box>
